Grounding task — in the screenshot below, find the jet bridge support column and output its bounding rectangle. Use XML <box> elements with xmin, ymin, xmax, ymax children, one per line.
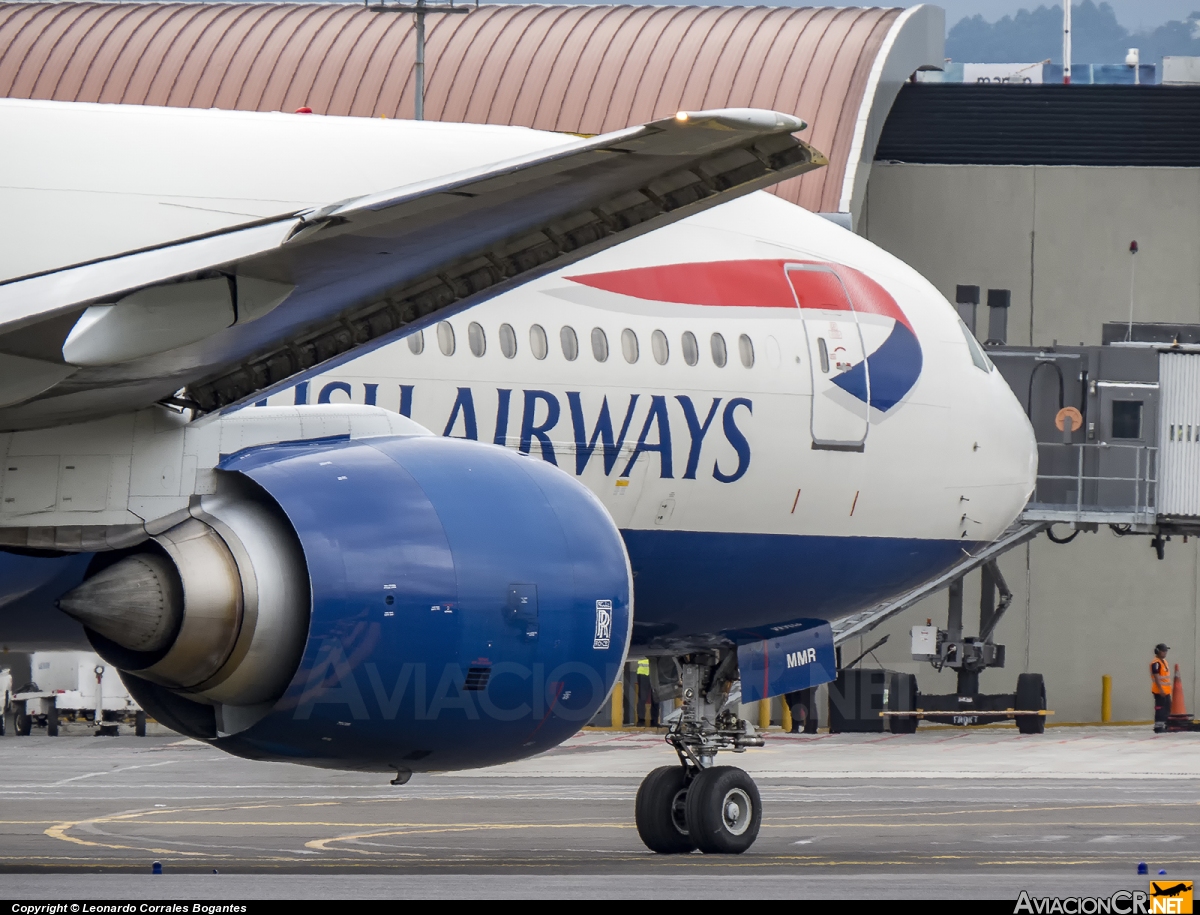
<box><xmin>907</xmin><ymin>560</ymin><xmax>1047</xmax><ymax>733</ymax></box>
<box><xmin>829</xmin><ymin>521</ymin><xmax>1050</xmax><ymax>733</ymax></box>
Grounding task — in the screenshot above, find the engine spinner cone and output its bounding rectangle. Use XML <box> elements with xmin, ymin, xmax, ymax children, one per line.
<box><xmin>58</xmin><ymin>553</ymin><xmax>182</xmax><ymax>653</ymax></box>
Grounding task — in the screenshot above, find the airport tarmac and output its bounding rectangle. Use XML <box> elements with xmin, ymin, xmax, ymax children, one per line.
<box><xmin>0</xmin><ymin>724</ymin><xmax>1197</xmax><ymax>898</ymax></box>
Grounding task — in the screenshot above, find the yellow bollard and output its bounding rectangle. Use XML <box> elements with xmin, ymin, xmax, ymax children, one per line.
<box><xmin>781</xmin><ymin>698</ymin><xmax>793</xmax><ymax>733</ymax></box>
<box><xmin>759</xmin><ymin>698</ymin><xmax>771</xmax><ymax>730</ymax></box>
<box><xmin>611</xmin><ymin>681</ymin><xmax>623</xmax><ymax>729</ymax></box>
<box><xmin>1101</xmin><ymin>674</ymin><xmax>1112</xmax><ymax>723</ymax></box>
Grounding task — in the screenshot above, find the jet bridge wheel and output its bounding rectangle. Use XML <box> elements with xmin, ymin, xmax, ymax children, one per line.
<box><xmin>684</xmin><ymin>766</ymin><xmax>762</xmax><ymax>855</ymax></box>
<box><xmin>889</xmin><ymin>672</ymin><xmax>919</xmax><ymax>734</ymax></box>
<box><xmin>635</xmin><ymin>766</ymin><xmax>696</xmax><ymax>854</ymax></box>
<box><xmin>1015</xmin><ymin>673</ymin><xmax>1046</xmax><ymax>735</ymax></box>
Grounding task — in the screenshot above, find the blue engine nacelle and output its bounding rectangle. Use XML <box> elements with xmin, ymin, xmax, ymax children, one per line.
<box><xmin>79</xmin><ymin>434</ymin><xmax>632</xmax><ymax>773</ymax></box>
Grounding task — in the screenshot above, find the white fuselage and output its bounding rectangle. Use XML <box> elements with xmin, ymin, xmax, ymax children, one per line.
<box><xmin>271</xmin><ymin>192</ymin><xmax>1035</xmax><ymax>544</ymax></box>
<box><xmin>260</xmin><ymin>193</ymin><xmax>1038</xmax><ymax>637</ymax></box>
<box><xmin>0</xmin><ymin>100</ymin><xmax>1037</xmax><ymax>641</ymax></box>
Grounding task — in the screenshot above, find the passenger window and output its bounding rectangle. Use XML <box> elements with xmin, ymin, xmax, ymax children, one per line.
<box><xmin>407</xmin><ymin>329</ymin><xmax>424</xmax><ymax>355</ymax></box>
<box><xmin>1112</xmin><ymin>401</ymin><xmax>1143</xmax><ymax>439</ymax></box>
<box><xmin>960</xmin><ymin>320</ymin><xmax>992</xmax><ymax>373</ymax></box>
<box><xmin>651</xmin><ymin>329</ymin><xmax>669</xmax><ymax>365</ymax></box>
<box><xmin>711</xmin><ymin>332</ymin><xmax>727</xmax><ymax>368</ymax></box>
<box><xmin>499</xmin><ymin>323</ymin><xmax>517</xmax><ymax>359</ymax></box>
<box><xmin>592</xmin><ymin>327</ymin><xmax>609</xmax><ymax>362</ymax></box>
<box><xmin>621</xmin><ymin>328</ymin><xmax>639</xmax><ymax>364</ymax></box>
<box><xmin>529</xmin><ymin>324</ymin><xmax>548</xmax><ymax>360</ymax></box>
<box><xmin>682</xmin><ymin>331</ymin><xmax>699</xmax><ymax>366</ymax></box>
<box><xmin>560</xmin><ymin>326</ymin><xmax>579</xmax><ymax>361</ymax></box>
<box><xmin>818</xmin><ymin>338</ymin><xmax>830</xmax><ymax>374</ymax></box>
<box><xmin>437</xmin><ymin>321</ymin><xmax>455</xmax><ymax>356</ymax></box>
<box><xmin>468</xmin><ymin>322</ymin><xmax>486</xmax><ymax>357</ymax></box>
<box><xmin>738</xmin><ymin>334</ymin><xmax>754</xmax><ymax>368</ymax></box>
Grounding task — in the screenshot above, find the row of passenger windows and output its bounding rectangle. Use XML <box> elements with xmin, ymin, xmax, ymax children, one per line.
<box><xmin>409</xmin><ymin>322</ymin><xmax>756</xmax><ymax>369</ymax></box>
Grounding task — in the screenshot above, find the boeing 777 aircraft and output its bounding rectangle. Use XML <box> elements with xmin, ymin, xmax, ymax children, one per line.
<box><xmin>0</xmin><ymin>99</ymin><xmax>1035</xmax><ymax>857</ymax></box>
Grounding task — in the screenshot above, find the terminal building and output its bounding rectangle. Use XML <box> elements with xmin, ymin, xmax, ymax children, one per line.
<box><xmin>0</xmin><ymin>1</ymin><xmax>1197</xmax><ymax>725</ymax></box>
<box><xmin>862</xmin><ymin>79</ymin><xmax>1200</xmax><ymax>724</ymax></box>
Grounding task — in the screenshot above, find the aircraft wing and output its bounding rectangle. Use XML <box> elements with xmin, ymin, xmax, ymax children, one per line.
<box><xmin>0</xmin><ymin>107</ymin><xmax>824</xmax><ymax>430</ymax></box>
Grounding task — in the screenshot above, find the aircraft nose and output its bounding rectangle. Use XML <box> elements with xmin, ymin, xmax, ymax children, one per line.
<box><xmin>981</xmin><ymin>360</ymin><xmax>1038</xmax><ymax>533</ymax></box>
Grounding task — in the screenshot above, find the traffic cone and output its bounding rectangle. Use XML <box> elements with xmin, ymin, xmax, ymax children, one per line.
<box><xmin>1170</xmin><ymin>666</ymin><xmax>1187</xmax><ymax>715</ymax></box>
<box><xmin>1167</xmin><ymin>664</ymin><xmax>1192</xmax><ymax>731</ymax></box>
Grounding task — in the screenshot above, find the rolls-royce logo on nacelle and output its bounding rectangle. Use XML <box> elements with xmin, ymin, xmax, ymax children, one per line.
<box><xmin>593</xmin><ymin>600</ymin><xmax>613</xmax><ymax>650</ymax></box>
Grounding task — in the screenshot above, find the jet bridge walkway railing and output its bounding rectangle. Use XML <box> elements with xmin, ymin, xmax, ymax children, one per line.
<box><xmin>829</xmin><ymin>519</ymin><xmax>1049</xmax><ymax>647</ymax></box>
<box><xmin>1021</xmin><ymin>441</ymin><xmax>1158</xmax><ymax>528</ymax></box>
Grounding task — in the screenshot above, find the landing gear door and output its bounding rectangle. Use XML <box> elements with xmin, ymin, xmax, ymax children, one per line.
<box><xmin>785</xmin><ymin>263</ymin><xmax>869</xmax><ymax>451</ymax></box>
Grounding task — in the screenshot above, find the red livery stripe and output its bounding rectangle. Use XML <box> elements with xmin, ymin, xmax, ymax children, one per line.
<box><xmin>567</xmin><ymin>259</ymin><xmax>912</xmax><ymax>332</ymax></box>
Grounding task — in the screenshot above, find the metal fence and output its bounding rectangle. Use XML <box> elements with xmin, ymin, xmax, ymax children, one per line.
<box><xmin>1024</xmin><ymin>441</ymin><xmax>1157</xmax><ymax>526</ymax></box>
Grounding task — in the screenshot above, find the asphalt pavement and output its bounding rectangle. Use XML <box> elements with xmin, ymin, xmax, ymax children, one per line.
<box><xmin>0</xmin><ymin>723</ymin><xmax>1195</xmax><ymax>898</ymax></box>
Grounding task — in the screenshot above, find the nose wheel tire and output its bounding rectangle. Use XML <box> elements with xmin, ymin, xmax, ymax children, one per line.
<box><xmin>684</xmin><ymin>765</ymin><xmax>762</xmax><ymax>854</ymax></box>
<box><xmin>635</xmin><ymin>765</ymin><xmax>696</xmax><ymax>854</ymax></box>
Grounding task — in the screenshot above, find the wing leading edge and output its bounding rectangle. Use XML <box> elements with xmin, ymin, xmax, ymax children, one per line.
<box><xmin>0</xmin><ymin>106</ymin><xmax>824</xmax><ymax>431</ymax></box>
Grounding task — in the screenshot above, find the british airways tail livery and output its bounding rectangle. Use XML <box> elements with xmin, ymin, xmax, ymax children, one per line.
<box><xmin>0</xmin><ymin>100</ymin><xmax>1034</xmax><ymax>856</ymax></box>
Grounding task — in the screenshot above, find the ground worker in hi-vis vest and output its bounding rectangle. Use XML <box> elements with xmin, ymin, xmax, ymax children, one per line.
<box><xmin>635</xmin><ymin>658</ymin><xmax>656</xmax><ymax>727</ymax></box>
<box><xmin>1151</xmin><ymin>643</ymin><xmax>1172</xmax><ymax>733</ymax></box>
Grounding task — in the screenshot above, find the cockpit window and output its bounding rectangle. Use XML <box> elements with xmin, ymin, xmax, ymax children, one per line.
<box><xmin>960</xmin><ymin>320</ymin><xmax>992</xmax><ymax>373</ymax></box>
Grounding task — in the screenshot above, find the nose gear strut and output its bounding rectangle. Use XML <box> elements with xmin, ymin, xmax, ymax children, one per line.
<box><xmin>667</xmin><ymin>651</ymin><xmax>764</xmax><ymax>769</ymax></box>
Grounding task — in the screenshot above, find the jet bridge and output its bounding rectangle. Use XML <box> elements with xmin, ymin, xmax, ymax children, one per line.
<box><xmin>993</xmin><ymin>319</ymin><xmax>1200</xmax><ymax>543</ymax></box>
<box><xmin>829</xmin><ymin>312</ymin><xmax>1200</xmax><ymax>732</ymax></box>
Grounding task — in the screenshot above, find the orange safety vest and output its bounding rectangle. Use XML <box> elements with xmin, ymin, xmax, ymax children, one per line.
<box><xmin>1151</xmin><ymin>658</ymin><xmax>1173</xmax><ymax>695</ymax></box>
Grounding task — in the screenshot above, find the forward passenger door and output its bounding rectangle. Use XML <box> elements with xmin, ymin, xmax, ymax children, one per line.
<box><xmin>784</xmin><ymin>263</ymin><xmax>869</xmax><ymax>451</ymax></box>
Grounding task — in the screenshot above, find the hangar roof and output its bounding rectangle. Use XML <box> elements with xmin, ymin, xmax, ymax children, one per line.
<box><xmin>0</xmin><ymin>2</ymin><xmax>943</xmax><ymax>224</ymax></box>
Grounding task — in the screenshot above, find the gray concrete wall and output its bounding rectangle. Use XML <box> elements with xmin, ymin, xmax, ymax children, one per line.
<box><xmin>855</xmin><ymin>163</ymin><xmax>1200</xmax><ymax>723</ymax></box>
<box><xmin>861</xmin><ymin>164</ymin><xmax>1200</xmax><ymax>346</ymax></box>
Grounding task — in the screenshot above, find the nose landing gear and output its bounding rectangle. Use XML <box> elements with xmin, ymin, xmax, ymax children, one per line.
<box><xmin>634</xmin><ymin>651</ymin><xmax>766</xmax><ymax>855</ymax></box>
